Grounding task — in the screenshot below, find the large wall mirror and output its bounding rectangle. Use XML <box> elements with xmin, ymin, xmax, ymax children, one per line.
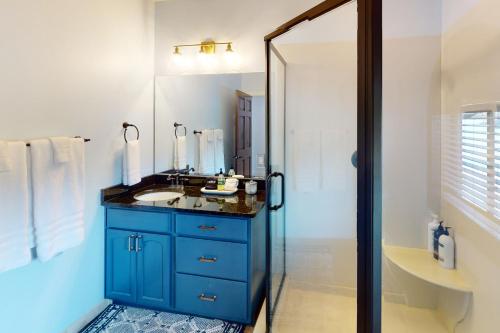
<box><xmin>154</xmin><ymin>72</ymin><xmax>266</xmax><ymax>178</ymax></box>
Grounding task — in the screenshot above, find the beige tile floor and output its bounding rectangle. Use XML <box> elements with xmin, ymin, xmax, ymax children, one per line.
<box><xmin>246</xmin><ymin>282</ymin><xmax>448</xmax><ymax>333</ymax></box>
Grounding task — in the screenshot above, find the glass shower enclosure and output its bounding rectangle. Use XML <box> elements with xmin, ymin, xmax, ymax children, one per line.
<box><xmin>264</xmin><ymin>0</ymin><xmax>382</xmax><ymax>332</ymax></box>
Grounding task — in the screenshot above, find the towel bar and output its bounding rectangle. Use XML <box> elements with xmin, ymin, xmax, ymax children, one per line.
<box><xmin>26</xmin><ymin>138</ymin><xmax>91</xmax><ymax>147</ymax></box>
<box><xmin>123</xmin><ymin>122</ymin><xmax>140</xmax><ymax>143</ymax></box>
<box><xmin>174</xmin><ymin>122</ymin><xmax>187</xmax><ymax>138</ymax></box>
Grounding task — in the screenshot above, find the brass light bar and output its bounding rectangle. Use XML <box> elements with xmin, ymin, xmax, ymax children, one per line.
<box><xmin>173</xmin><ymin>40</ymin><xmax>233</xmax><ymax>55</ymax></box>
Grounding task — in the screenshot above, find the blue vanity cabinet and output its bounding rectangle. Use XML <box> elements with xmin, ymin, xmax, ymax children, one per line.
<box><xmin>105</xmin><ymin>209</ymin><xmax>172</xmax><ymax>310</ymax></box>
<box><xmin>136</xmin><ymin>233</ymin><xmax>171</xmax><ymax>309</ymax></box>
<box><xmin>174</xmin><ymin>211</ymin><xmax>266</xmax><ymax>324</ymax></box>
<box><xmin>104</xmin><ymin>207</ymin><xmax>266</xmax><ymax>325</ymax></box>
<box><xmin>105</xmin><ymin>229</ymin><xmax>137</xmax><ymax>303</ymax></box>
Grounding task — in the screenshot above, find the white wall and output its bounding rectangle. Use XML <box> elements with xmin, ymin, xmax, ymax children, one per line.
<box><xmin>441</xmin><ymin>0</ymin><xmax>500</xmax><ymax>332</ymax></box>
<box><xmin>154</xmin><ymin>0</ymin><xmax>323</xmax><ymax>75</ymax></box>
<box><xmin>0</xmin><ymin>1</ymin><xmax>154</xmax><ymax>333</ymax></box>
<box><xmin>382</xmin><ymin>37</ymin><xmax>442</xmax><ymax>248</ymax></box>
<box><xmin>154</xmin><ymin>72</ymin><xmax>265</xmax><ymax>174</ymax></box>
<box><xmin>382</xmin><ymin>0</ymin><xmax>443</xmax><ymax>249</ymax></box>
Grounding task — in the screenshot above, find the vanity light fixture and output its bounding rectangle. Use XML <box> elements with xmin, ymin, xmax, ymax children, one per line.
<box><xmin>173</xmin><ymin>40</ymin><xmax>234</xmax><ymax>55</ymax></box>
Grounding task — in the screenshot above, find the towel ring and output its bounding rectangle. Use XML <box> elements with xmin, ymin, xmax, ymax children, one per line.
<box><xmin>123</xmin><ymin>122</ymin><xmax>140</xmax><ymax>143</ymax></box>
<box><xmin>174</xmin><ymin>122</ymin><xmax>187</xmax><ymax>138</ymax></box>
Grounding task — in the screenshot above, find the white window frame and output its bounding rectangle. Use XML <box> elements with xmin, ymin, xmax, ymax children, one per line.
<box><xmin>454</xmin><ymin>102</ymin><xmax>500</xmax><ymax>239</ymax></box>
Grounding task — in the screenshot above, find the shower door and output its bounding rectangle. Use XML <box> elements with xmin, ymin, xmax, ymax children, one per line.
<box><xmin>265</xmin><ymin>0</ymin><xmax>382</xmax><ymax>333</ymax></box>
<box><xmin>266</xmin><ymin>44</ymin><xmax>286</xmax><ymax>328</ymax></box>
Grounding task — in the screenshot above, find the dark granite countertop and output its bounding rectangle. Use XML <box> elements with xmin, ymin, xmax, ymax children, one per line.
<box><xmin>101</xmin><ymin>174</ymin><xmax>266</xmax><ymax>218</ymax></box>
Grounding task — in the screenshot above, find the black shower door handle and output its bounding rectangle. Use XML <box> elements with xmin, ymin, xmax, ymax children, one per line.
<box><xmin>266</xmin><ymin>172</ymin><xmax>285</xmax><ymax>211</ymax></box>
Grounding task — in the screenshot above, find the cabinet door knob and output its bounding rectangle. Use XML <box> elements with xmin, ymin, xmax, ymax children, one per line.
<box><xmin>198</xmin><ymin>293</ymin><xmax>217</xmax><ymax>302</ymax></box>
<box><xmin>198</xmin><ymin>225</ymin><xmax>217</xmax><ymax>231</ymax></box>
<box><xmin>198</xmin><ymin>256</ymin><xmax>217</xmax><ymax>263</ymax></box>
<box><xmin>128</xmin><ymin>235</ymin><xmax>136</xmax><ymax>252</ymax></box>
<box><xmin>135</xmin><ymin>235</ymin><xmax>143</xmax><ymax>252</ymax></box>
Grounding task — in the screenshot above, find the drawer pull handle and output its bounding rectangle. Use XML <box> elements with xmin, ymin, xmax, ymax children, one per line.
<box><xmin>128</xmin><ymin>235</ymin><xmax>136</xmax><ymax>252</ymax></box>
<box><xmin>198</xmin><ymin>294</ymin><xmax>217</xmax><ymax>302</ymax></box>
<box><xmin>198</xmin><ymin>256</ymin><xmax>217</xmax><ymax>263</ymax></box>
<box><xmin>135</xmin><ymin>235</ymin><xmax>143</xmax><ymax>252</ymax></box>
<box><xmin>198</xmin><ymin>225</ymin><xmax>217</xmax><ymax>231</ymax></box>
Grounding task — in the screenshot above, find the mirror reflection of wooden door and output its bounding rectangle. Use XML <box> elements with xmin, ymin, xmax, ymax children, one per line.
<box><xmin>235</xmin><ymin>91</ymin><xmax>252</xmax><ymax>176</ymax></box>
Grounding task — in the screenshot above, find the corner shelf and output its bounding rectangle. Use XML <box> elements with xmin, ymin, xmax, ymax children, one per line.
<box><xmin>383</xmin><ymin>244</ymin><xmax>472</xmax><ymax>293</ymax></box>
<box><xmin>383</xmin><ymin>244</ymin><xmax>473</xmax><ymax>332</ymax></box>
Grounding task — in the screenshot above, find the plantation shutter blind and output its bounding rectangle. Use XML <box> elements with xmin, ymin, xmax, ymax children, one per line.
<box><xmin>460</xmin><ymin>111</ymin><xmax>493</xmax><ymax>211</ymax></box>
<box><xmin>494</xmin><ymin>111</ymin><xmax>500</xmax><ymax>218</ymax></box>
<box><xmin>442</xmin><ymin>103</ymin><xmax>500</xmax><ymax>239</ymax></box>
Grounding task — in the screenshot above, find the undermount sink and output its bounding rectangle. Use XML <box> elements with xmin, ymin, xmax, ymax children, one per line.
<box><xmin>134</xmin><ymin>190</ymin><xmax>184</xmax><ymax>202</ymax></box>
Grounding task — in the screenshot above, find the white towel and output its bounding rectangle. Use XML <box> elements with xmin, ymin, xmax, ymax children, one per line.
<box><xmin>174</xmin><ymin>136</ymin><xmax>187</xmax><ymax>170</ymax></box>
<box><xmin>0</xmin><ymin>140</ymin><xmax>12</xmax><ymax>172</ymax></box>
<box><xmin>123</xmin><ymin>140</ymin><xmax>141</xmax><ymax>186</ymax></box>
<box><xmin>49</xmin><ymin>137</ymin><xmax>71</xmax><ymax>163</ymax></box>
<box><xmin>29</xmin><ymin>138</ymin><xmax>85</xmax><ymax>262</ymax></box>
<box><xmin>0</xmin><ymin>141</ymin><xmax>33</xmax><ymax>272</ymax></box>
<box><xmin>214</xmin><ymin>129</ymin><xmax>225</xmax><ymax>173</ymax></box>
<box><xmin>198</xmin><ymin>129</ymin><xmax>216</xmax><ymax>175</ymax></box>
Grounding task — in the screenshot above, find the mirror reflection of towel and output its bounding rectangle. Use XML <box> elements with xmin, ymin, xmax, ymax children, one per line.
<box><xmin>214</xmin><ymin>129</ymin><xmax>225</xmax><ymax>173</ymax></box>
<box><xmin>198</xmin><ymin>129</ymin><xmax>224</xmax><ymax>175</ymax></box>
<box><xmin>174</xmin><ymin>136</ymin><xmax>187</xmax><ymax>170</ymax></box>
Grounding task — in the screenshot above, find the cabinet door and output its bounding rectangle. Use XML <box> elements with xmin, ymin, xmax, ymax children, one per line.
<box><xmin>136</xmin><ymin>233</ymin><xmax>171</xmax><ymax>309</ymax></box>
<box><xmin>105</xmin><ymin>229</ymin><xmax>136</xmax><ymax>303</ymax></box>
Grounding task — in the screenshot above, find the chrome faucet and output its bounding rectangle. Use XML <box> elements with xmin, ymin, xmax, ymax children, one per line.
<box><xmin>177</xmin><ymin>164</ymin><xmax>195</xmax><ymax>175</ymax></box>
<box><xmin>166</xmin><ymin>173</ymin><xmax>180</xmax><ymax>187</ymax></box>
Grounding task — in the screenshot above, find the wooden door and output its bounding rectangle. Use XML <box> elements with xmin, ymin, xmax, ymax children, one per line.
<box><xmin>136</xmin><ymin>232</ymin><xmax>171</xmax><ymax>309</ymax></box>
<box><xmin>105</xmin><ymin>229</ymin><xmax>137</xmax><ymax>303</ymax></box>
<box><xmin>235</xmin><ymin>92</ymin><xmax>252</xmax><ymax>176</ymax></box>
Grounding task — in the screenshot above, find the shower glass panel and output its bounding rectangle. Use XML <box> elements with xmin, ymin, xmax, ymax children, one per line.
<box><xmin>267</xmin><ymin>45</ymin><xmax>286</xmax><ymax>322</ymax></box>
<box><xmin>267</xmin><ymin>1</ymin><xmax>358</xmax><ymax>332</ymax></box>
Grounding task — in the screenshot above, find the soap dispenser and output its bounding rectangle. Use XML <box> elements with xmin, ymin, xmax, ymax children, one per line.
<box><xmin>228</xmin><ymin>166</ymin><xmax>236</xmax><ymax>177</ymax></box>
<box><xmin>438</xmin><ymin>227</ymin><xmax>455</xmax><ymax>269</ymax></box>
<box><xmin>427</xmin><ymin>214</ymin><xmax>440</xmax><ymax>252</ymax></box>
<box><xmin>433</xmin><ymin>221</ymin><xmax>448</xmax><ymax>260</ymax></box>
<box><xmin>217</xmin><ymin>168</ymin><xmax>225</xmax><ymax>191</ymax></box>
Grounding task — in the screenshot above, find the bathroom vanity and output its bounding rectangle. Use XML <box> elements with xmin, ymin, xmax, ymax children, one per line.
<box><xmin>101</xmin><ymin>175</ymin><xmax>266</xmax><ymax>324</ymax></box>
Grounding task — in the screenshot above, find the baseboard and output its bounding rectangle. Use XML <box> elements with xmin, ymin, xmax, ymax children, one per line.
<box><xmin>383</xmin><ymin>291</ymin><xmax>407</xmax><ymax>305</ymax></box>
<box><xmin>62</xmin><ymin>299</ymin><xmax>112</xmax><ymax>333</ymax></box>
<box><xmin>287</xmin><ymin>279</ymin><xmax>357</xmax><ymax>298</ymax></box>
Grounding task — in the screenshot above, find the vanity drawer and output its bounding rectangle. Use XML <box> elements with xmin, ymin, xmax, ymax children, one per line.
<box><xmin>175</xmin><ymin>214</ymin><xmax>248</xmax><ymax>242</ymax></box>
<box><xmin>107</xmin><ymin>209</ymin><xmax>171</xmax><ymax>233</ymax></box>
<box><xmin>175</xmin><ymin>273</ymin><xmax>248</xmax><ymax>323</ymax></box>
<box><xmin>176</xmin><ymin>237</ymin><xmax>247</xmax><ymax>281</ymax></box>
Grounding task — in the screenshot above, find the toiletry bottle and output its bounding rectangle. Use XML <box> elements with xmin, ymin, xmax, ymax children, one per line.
<box><xmin>217</xmin><ymin>168</ymin><xmax>225</xmax><ymax>191</ymax></box>
<box><xmin>433</xmin><ymin>221</ymin><xmax>448</xmax><ymax>260</ymax></box>
<box><xmin>228</xmin><ymin>166</ymin><xmax>236</xmax><ymax>177</ymax></box>
<box><xmin>428</xmin><ymin>214</ymin><xmax>440</xmax><ymax>253</ymax></box>
<box><xmin>438</xmin><ymin>227</ymin><xmax>455</xmax><ymax>269</ymax></box>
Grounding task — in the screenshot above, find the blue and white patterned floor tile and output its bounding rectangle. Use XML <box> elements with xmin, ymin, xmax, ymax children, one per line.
<box><xmin>80</xmin><ymin>305</ymin><xmax>244</xmax><ymax>333</ymax></box>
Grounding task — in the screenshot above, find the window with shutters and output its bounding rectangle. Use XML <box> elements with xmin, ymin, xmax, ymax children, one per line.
<box><xmin>452</xmin><ymin>103</ymin><xmax>500</xmax><ymax>238</ymax></box>
<box><xmin>442</xmin><ymin>103</ymin><xmax>500</xmax><ymax>239</ymax></box>
<box><xmin>460</xmin><ymin>111</ymin><xmax>492</xmax><ymax>211</ymax></box>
